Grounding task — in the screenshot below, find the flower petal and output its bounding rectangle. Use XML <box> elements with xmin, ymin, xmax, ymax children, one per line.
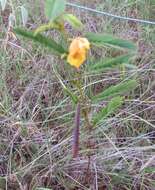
<box><xmin>67</xmin><ymin>37</ymin><xmax>90</xmax><ymax>68</ymax></box>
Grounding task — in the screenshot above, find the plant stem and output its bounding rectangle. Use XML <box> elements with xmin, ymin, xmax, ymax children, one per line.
<box><xmin>72</xmin><ymin>103</ymin><xmax>81</xmax><ymax>158</ymax></box>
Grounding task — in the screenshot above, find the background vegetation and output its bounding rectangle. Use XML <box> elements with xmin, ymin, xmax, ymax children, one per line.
<box><xmin>0</xmin><ymin>0</ymin><xmax>155</xmax><ymax>189</ymax></box>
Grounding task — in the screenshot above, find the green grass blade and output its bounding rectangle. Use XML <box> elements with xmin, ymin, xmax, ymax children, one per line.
<box><xmin>53</xmin><ymin>67</ymin><xmax>78</xmax><ymax>105</ymax></box>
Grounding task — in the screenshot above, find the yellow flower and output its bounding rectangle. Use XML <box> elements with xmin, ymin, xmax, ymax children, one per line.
<box><xmin>67</xmin><ymin>37</ymin><xmax>90</xmax><ymax>69</ymax></box>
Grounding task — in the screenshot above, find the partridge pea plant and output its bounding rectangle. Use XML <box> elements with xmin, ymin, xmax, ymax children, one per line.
<box><xmin>14</xmin><ymin>0</ymin><xmax>138</xmax><ymax>157</ymax></box>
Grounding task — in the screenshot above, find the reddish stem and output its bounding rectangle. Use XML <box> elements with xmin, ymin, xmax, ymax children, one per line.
<box><xmin>72</xmin><ymin>103</ymin><xmax>81</xmax><ymax>158</ymax></box>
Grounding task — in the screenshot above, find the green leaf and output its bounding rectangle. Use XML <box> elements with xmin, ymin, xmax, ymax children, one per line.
<box><xmin>34</xmin><ymin>22</ymin><xmax>63</xmax><ymax>35</ymax></box>
<box><xmin>92</xmin><ymin>80</ymin><xmax>138</xmax><ymax>102</ymax></box>
<box><xmin>86</xmin><ymin>32</ymin><xmax>136</xmax><ymax>51</ymax></box>
<box><xmin>0</xmin><ymin>0</ymin><xmax>7</xmax><ymax>11</ymax></box>
<box><xmin>88</xmin><ymin>54</ymin><xmax>133</xmax><ymax>72</ymax></box>
<box><xmin>45</xmin><ymin>0</ymin><xmax>66</xmax><ymax>21</ymax></box>
<box><xmin>21</xmin><ymin>6</ymin><xmax>28</xmax><ymax>26</ymax></box>
<box><xmin>93</xmin><ymin>96</ymin><xmax>124</xmax><ymax>125</ymax></box>
<box><xmin>14</xmin><ymin>28</ymin><xmax>67</xmax><ymax>54</ymax></box>
<box><xmin>107</xmin><ymin>96</ymin><xmax>123</xmax><ymax>114</ymax></box>
<box><xmin>34</xmin><ymin>23</ymin><xmax>54</xmax><ymax>35</ymax></box>
<box><xmin>63</xmin><ymin>13</ymin><xmax>83</xmax><ymax>29</ymax></box>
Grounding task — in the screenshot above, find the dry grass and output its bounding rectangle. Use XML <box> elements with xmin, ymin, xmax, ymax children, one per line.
<box><xmin>0</xmin><ymin>0</ymin><xmax>155</xmax><ymax>189</ymax></box>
